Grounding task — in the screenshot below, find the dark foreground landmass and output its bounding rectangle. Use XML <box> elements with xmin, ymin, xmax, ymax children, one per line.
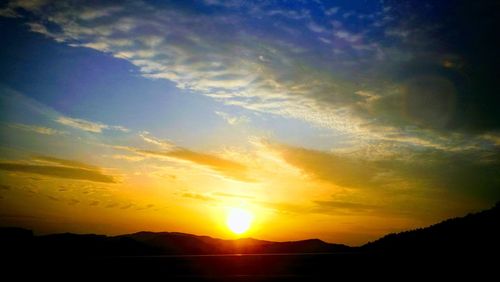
<box><xmin>1</xmin><ymin>203</ymin><xmax>499</xmax><ymax>280</ymax></box>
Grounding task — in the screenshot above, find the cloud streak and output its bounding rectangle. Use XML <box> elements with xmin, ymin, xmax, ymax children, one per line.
<box><xmin>111</xmin><ymin>133</ymin><xmax>253</xmax><ymax>182</ymax></box>
<box><xmin>56</xmin><ymin>116</ymin><xmax>128</xmax><ymax>133</ymax></box>
<box><xmin>214</xmin><ymin>111</ymin><xmax>249</xmax><ymax>126</ymax></box>
<box><xmin>8</xmin><ymin>123</ymin><xmax>66</xmax><ymax>135</ymax></box>
<box><xmin>264</xmin><ymin>140</ymin><xmax>500</xmax><ymax>200</ymax></box>
<box><xmin>32</xmin><ymin>155</ymin><xmax>99</xmax><ymax>170</ymax></box>
<box><xmin>0</xmin><ymin>162</ymin><xmax>115</xmax><ymax>183</ymax></box>
<box><xmin>0</xmin><ymin>155</ymin><xmax>115</xmax><ymax>183</ymax></box>
<box><xmin>138</xmin><ymin>148</ymin><xmax>252</xmax><ymax>182</ymax></box>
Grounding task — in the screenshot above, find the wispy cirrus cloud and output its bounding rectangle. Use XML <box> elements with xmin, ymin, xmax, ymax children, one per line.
<box><xmin>312</xmin><ymin>200</ymin><xmax>379</xmax><ymax>214</ymax></box>
<box><xmin>56</xmin><ymin>116</ymin><xmax>128</xmax><ymax>133</ymax></box>
<box><xmin>0</xmin><ymin>155</ymin><xmax>116</xmax><ymax>183</ymax></box>
<box><xmin>181</xmin><ymin>192</ymin><xmax>215</xmax><ymax>202</ymax></box>
<box><xmin>8</xmin><ymin>123</ymin><xmax>66</xmax><ymax>135</ymax></box>
<box><xmin>111</xmin><ymin>133</ymin><xmax>253</xmax><ymax>182</ymax></box>
<box><xmin>32</xmin><ymin>155</ymin><xmax>98</xmax><ymax>170</ymax></box>
<box><xmin>139</xmin><ymin>132</ymin><xmax>175</xmax><ymax>149</ymax></box>
<box><xmin>214</xmin><ymin>111</ymin><xmax>249</xmax><ymax>126</ymax></box>
<box><xmin>213</xmin><ymin>191</ymin><xmax>254</xmax><ymax>199</ymax></box>
<box><xmin>137</xmin><ymin>148</ymin><xmax>252</xmax><ymax>182</ymax></box>
<box><xmin>262</xmin><ymin>140</ymin><xmax>500</xmax><ymax>201</ymax></box>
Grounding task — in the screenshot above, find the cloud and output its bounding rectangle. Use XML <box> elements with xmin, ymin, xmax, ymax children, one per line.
<box><xmin>318</xmin><ymin>37</ymin><xmax>332</xmax><ymax>44</ymax></box>
<box><xmin>139</xmin><ymin>148</ymin><xmax>252</xmax><ymax>182</ymax></box>
<box><xmin>325</xmin><ymin>7</ymin><xmax>339</xmax><ymax>16</ymax></box>
<box><xmin>181</xmin><ymin>192</ymin><xmax>215</xmax><ymax>202</ymax></box>
<box><xmin>111</xmin><ymin>125</ymin><xmax>130</xmax><ymax>132</ymax></box>
<box><xmin>8</xmin><ymin>123</ymin><xmax>66</xmax><ymax>135</ymax></box>
<box><xmin>2</xmin><ymin>0</ymin><xmax>366</xmax><ymax>135</ymax></box>
<box><xmin>139</xmin><ymin>132</ymin><xmax>175</xmax><ymax>149</ymax></box>
<box><xmin>0</xmin><ymin>184</ymin><xmax>10</xmax><ymax>190</ymax></box>
<box><xmin>214</xmin><ymin>111</ymin><xmax>249</xmax><ymax>125</ymax></box>
<box><xmin>270</xmin><ymin>143</ymin><xmax>380</xmax><ymax>189</ymax></box>
<box><xmin>109</xmin><ymin>154</ymin><xmax>145</xmax><ymax>162</ymax></box>
<box><xmin>0</xmin><ymin>155</ymin><xmax>115</xmax><ymax>183</ymax></box>
<box><xmin>108</xmin><ymin>133</ymin><xmax>252</xmax><ymax>182</ymax></box>
<box><xmin>265</xmin><ymin>140</ymin><xmax>500</xmax><ymax>200</ymax></box>
<box><xmin>0</xmin><ymin>162</ymin><xmax>115</xmax><ymax>183</ymax></box>
<box><xmin>257</xmin><ymin>200</ymin><xmax>308</xmax><ymax>215</ymax></box>
<box><xmin>0</xmin><ymin>87</ymin><xmax>114</xmax><ymax>135</ymax></box>
<box><xmin>78</xmin><ymin>6</ymin><xmax>123</xmax><ymax>20</ymax></box>
<box><xmin>333</xmin><ymin>30</ymin><xmax>362</xmax><ymax>42</ymax></box>
<box><xmin>313</xmin><ymin>200</ymin><xmax>379</xmax><ymax>214</ymax></box>
<box><xmin>56</xmin><ymin>116</ymin><xmax>128</xmax><ymax>133</ymax></box>
<box><xmin>3</xmin><ymin>0</ymin><xmax>497</xmax><ymax>146</ymax></box>
<box><xmin>267</xmin><ymin>9</ymin><xmax>310</xmax><ymax>20</ymax></box>
<box><xmin>481</xmin><ymin>133</ymin><xmax>500</xmax><ymax>146</ymax></box>
<box><xmin>32</xmin><ymin>155</ymin><xmax>98</xmax><ymax>170</ymax></box>
<box><xmin>307</xmin><ymin>22</ymin><xmax>326</xmax><ymax>33</ymax></box>
<box><xmin>3</xmin><ymin>0</ymin><xmax>500</xmax><ymax>187</ymax></box>
<box><xmin>213</xmin><ymin>192</ymin><xmax>254</xmax><ymax>199</ymax></box>
<box><xmin>56</xmin><ymin>116</ymin><xmax>105</xmax><ymax>133</ymax></box>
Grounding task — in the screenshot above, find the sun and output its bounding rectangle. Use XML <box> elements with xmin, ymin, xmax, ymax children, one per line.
<box><xmin>226</xmin><ymin>207</ymin><xmax>253</xmax><ymax>235</ymax></box>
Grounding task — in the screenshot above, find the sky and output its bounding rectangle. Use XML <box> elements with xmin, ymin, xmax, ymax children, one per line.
<box><xmin>0</xmin><ymin>0</ymin><xmax>499</xmax><ymax>245</ymax></box>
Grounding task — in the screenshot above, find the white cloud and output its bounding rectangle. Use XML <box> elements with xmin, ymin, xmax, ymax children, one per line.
<box><xmin>325</xmin><ymin>7</ymin><xmax>339</xmax><ymax>16</ymax></box>
<box><xmin>9</xmin><ymin>123</ymin><xmax>66</xmax><ymax>135</ymax></box>
<box><xmin>79</xmin><ymin>6</ymin><xmax>123</xmax><ymax>20</ymax></box>
<box><xmin>215</xmin><ymin>111</ymin><xmax>250</xmax><ymax>125</ymax></box>
<box><xmin>342</xmin><ymin>11</ymin><xmax>354</xmax><ymax>18</ymax></box>
<box><xmin>26</xmin><ymin>23</ymin><xmax>49</xmax><ymax>34</ymax></box>
<box><xmin>355</xmin><ymin>90</ymin><xmax>380</xmax><ymax>104</ymax></box>
<box><xmin>56</xmin><ymin>116</ymin><xmax>128</xmax><ymax>133</ymax></box>
<box><xmin>267</xmin><ymin>9</ymin><xmax>310</xmax><ymax>20</ymax></box>
<box><xmin>318</xmin><ymin>37</ymin><xmax>332</xmax><ymax>44</ymax></box>
<box><xmin>111</xmin><ymin>125</ymin><xmax>130</xmax><ymax>132</ymax></box>
<box><xmin>56</xmin><ymin>116</ymin><xmax>107</xmax><ymax>133</ymax></box>
<box><xmin>139</xmin><ymin>132</ymin><xmax>175</xmax><ymax>150</ymax></box>
<box><xmin>307</xmin><ymin>22</ymin><xmax>326</xmax><ymax>33</ymax></box>
<box><xmin>481</xmin><ymin>133</ymin><xmax>500</xmax><ymax>146</ymax></box>
<box><xmin>334</xmin><ymin>30</ymin><xmax>362</xmax><ymax>42</ymax></box>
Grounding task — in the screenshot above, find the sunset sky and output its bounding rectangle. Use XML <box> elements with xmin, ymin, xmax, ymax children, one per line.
<box><xmin>0</xmin><ymin>0</ymin><xmax>499</xmax><ymax>245</ymax></box>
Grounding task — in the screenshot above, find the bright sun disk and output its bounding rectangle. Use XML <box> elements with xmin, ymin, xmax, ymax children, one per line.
<box><xmin>226</xmin><ymin>207</ymin><xmax>253</xmax><ymax>235</ymax></box>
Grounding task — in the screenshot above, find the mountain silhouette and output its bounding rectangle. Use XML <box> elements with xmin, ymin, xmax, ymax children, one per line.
<box><xmin>362</xmin><ymin>202</ymin><xmax>500</xmax><ymax>255</ymax></box>
<box><xmin>1</xmin><ymin>203</ymin><xmax>499</xmax><ymax>256</ymax></box>
<box><xmin>0</xmin><ymin>228</ymin><xmax>350</xmax><ymax>257</ymax></box>
<box><xmin>1</xmin><ymin>203</ymin><xmax>498</xmax><ymax>280</ymax></box>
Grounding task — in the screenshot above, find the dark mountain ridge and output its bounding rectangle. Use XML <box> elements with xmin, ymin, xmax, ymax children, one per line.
<box><xmin>1</xmin><ymin>204</ymin><xmax>499</xmax><ymax>280</ymax></box>
<box><xmin>363</xmin><ymin>202</ymin><xmax>499</xmax><ymax>255</ymax></box>
<box><xmin>0</xmin><ymin>227</ymin><xmax>350</xmax><ymax>256</ymax></box>
<box><xmin>1</xmin><ymin>203</ymin><xmax>498</xmax><ymax>257</ymax></box>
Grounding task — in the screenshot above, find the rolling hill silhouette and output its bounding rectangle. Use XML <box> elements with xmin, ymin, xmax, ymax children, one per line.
<box><xmin>1</xmin><ymin>203</ymin><xmax>498</xmax><ymax>280</ymax></box>
<box><xmin>2</xmin><ymin>203</ymin><xmax>498</xmax><ymax>255</ymax></box>
<box><xmin>0</xmin><ymin>227</ymin><xmax>350</xmax><ymax>256</ymax></box>
<box><xmin>363</xmin><ymin>202</ymin><xmax>500</xmax><ymax>255</ymax></box>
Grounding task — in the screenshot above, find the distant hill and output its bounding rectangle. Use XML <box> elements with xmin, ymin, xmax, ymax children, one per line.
<box><xmin>0</xmin><ymin>227</ymin><xmax>350</xmax><ymax>257</ymax></box>
<box><xmin>1</xmin><ymin>203</ymin><xmax>498</xmax><ymax>257</ymax></box>
<box><xmin>1</xmin><ymin>204</ymin><xmax>499</xmax><ymax>279</ymax></box>
<box><xmin>362</xmin><ymin>202</ymin><xmax>500</xmax><ymax>255</ymax></box>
